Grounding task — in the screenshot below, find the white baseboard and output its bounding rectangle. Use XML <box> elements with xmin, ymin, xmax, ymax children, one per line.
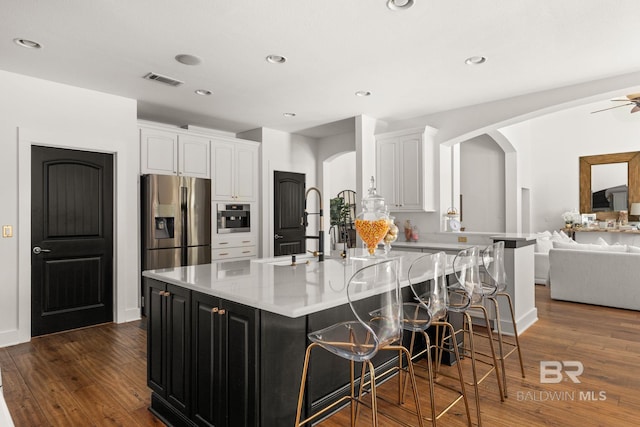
<box><xmin>117</xmin><ymin>307</ymin><xmax>142</xmax><ymax>324</ymax></box>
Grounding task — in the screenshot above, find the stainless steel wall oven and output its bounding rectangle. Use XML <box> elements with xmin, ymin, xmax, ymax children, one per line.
<box><xmin>216</xmin><ymin>203</ymin><xmax>250</xmax><ymax>233</ymax></box>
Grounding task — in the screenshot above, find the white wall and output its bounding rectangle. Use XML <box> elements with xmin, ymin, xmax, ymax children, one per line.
<box><xmin>500</xmin><ymin>101</ymin><xmax>640</xmax><ymax>232</ymax></box>
<box><xmin>460</xmin><ymin>135</ymin><xmax>505</xmax><ymax>232</ymax></box>
<box><xmin>0</xmin><ymin>70</ymin><xmax>139</xmax><ymax>347</ymax></box>
<box><xmin>326</xmin><ymin>151</ymin><xmax>356</xmax><ymax>198</ymax></box>
<box><xmin>259</xmin><ymin>128</ymin><xmax>317</xmax><ymax>258</ymax></box>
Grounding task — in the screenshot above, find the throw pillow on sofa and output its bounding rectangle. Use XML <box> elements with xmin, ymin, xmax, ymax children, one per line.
<box><xmin>535</xmin><ymin>238</ymin><xmax>554</xmax><ymax>253</ymax></box>
<box><xmin>552</xmin><ymin>241</ymin><xmax>628</xmax><ymax>252</ymax></box>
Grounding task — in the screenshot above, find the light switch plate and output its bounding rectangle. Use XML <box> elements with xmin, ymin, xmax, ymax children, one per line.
<box><xmin>2</xmin><ymin>225</ymin><xmax>12</xmax><ymax>238</ymax></box>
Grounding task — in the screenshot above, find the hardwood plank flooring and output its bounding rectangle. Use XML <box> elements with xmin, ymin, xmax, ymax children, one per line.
<box><xmin>1</xmin><ymin>286</ymin><xmax>639</xmax><ymax>426</ymax></box>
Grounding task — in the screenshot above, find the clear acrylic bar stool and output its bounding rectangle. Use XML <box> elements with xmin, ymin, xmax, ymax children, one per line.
<box><xmin>438</xmin><ymin>247</ymin><xmax>504</xmax><ymax>427</ymax></box>
<box><xmin>402</xmin><ymin>251</ymin><xmax>472</xmax><ymax>426</ymax></box>
<box><xmin>294</xmin><ymin>258</ymin><xmax>424</xmax><ymax>427</ymax></box>
<box><xmin>481</xmin><ymin>241</ymin><xmax>526</xmax><ymax>398</ymax></box>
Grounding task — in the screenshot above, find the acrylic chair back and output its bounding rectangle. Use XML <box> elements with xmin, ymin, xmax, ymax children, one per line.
<box><xmin>450</xmin><ymin>246</ymin><xmax>483</xmax><ymax>309</ymax></box>
<box><xmin>346</xmin><ymin>258</ymin><xmax>403</xmax><ymax>357</ymax></box>
<box><xmin>407</xmin><ymin>251</ymin><xmax>449</xmax><ymax>323</ymax></box>
<box><xmin>482</xmin><ymin>241</ymin><xmax>507</xmax><ymax>294</ymax></box>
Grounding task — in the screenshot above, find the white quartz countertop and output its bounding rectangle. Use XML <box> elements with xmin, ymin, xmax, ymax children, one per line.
<box><xmin>142</xmin><ymin>249</ymin><xmax>449</xmax><ymax>318</ymax></box>
<box><xmin>392</xmin><ymin>241</ymin><xmax>474</xmax><ymax>251</ymax></box>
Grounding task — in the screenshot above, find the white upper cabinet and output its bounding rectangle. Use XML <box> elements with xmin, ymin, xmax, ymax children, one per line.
<box><xmin>178</xmin><ymin>134</ymin><xmax>210</xmax><ymax>178</ymax></box>
<box><xmin>140</xmin><ymin>127</ymin><xmax>210</xmax><ymax>178</ymax></box>
<box><xmin>211</xmin><ymin>137</ymin><xmax>259</xmax><ymax>202</ymax></box>
<box><xmin>140</xmin><ymin>128</ymin><xmax>177</xmax><ymax>175</ymax></box>
<box><xmin>376</xmin><ymin>127</ymin><xmax>437</xmax><ymax>212</ymax></box>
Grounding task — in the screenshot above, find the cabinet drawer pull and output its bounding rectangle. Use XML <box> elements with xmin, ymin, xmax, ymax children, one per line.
<box><xmin>211</xmin><ymin>307</ymin><xmax>219</xmax><ymax>313</ymax></box>
<box><xmin>159</xmin><ymin>291</ymin><xmax>167</xmax><ymax>296</ymax></box>
<box><xmin>219</xmin><ymin>242</ymin><xmax>229</xmax><ymax>245</ymax></box>
<box><xmin>219</xmin><ymin>252</ymin><xmax>229</xmax><ymax>256</ymax></box>
<box><xmin>242</xmin><ymin>240</ymin><xmax>251</xmax><ymax>243</ymax></box>
<box><xmin>242</xmin><ymin>250</ymin><xmax>251</xmax><ymax>254</ymax></box>
<box><xmin>218</xmin><ymin>309</ymin><xmax>226</xmax><ymax>315</ymax></box>
<box><xmin>165</xmin><ymin>292</ymin><xmax>171</xmax><ymax>297</ymax></box>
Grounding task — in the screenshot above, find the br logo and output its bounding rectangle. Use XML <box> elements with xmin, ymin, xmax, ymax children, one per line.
<box><xmin>540</xmin><ymin>361</ymin><xmax>583</xmax><ymax>384</ymax></box>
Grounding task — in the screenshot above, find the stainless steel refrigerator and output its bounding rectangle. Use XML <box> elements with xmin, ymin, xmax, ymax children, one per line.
<box><xmin>141</xmin><ymin>174</ymin><xmax>211</xmax><ymax>270</ymax></box>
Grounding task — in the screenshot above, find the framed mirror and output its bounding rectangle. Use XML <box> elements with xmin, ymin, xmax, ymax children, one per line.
<box><xmin>579</xmin><ymin>151</ymin><xmax>640</xmax><ymax>215</ymax></box>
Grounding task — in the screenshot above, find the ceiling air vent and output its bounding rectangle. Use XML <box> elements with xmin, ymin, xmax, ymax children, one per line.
<box><xmin>143</xmin><ymin>72</ymin><xmax>184</xmax><ymax>87</ymax></box>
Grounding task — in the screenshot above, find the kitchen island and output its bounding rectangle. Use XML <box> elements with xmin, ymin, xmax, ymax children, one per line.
<box><xmin>142</xmin><ymin>250</ymin><xmax>429</xmax><ymax>427</ymax></box>
<box><xmin>394</xmin><ymin>233</ymin><xmax>538</xmax><ymax>335</ymax></box>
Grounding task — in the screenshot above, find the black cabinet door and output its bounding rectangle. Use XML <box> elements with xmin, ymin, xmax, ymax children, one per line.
<box><xmin>192</xmin><ymin>292</ymin><xmax>223</xmax><ymax>427</ymax></box>
<box><xmin>221</xmin><ymin>299</ymin><xmax>259</xmax><ymax>427</ymax></box>
<box><xmin>147</xmin><ymin>280</ymin><xmax>167</xmax><ymax>396</ymax></box>
<box><xmin>146</xmin><ymin>279</ymin><xmax>191</xmax><ymax>416</ymax></box>
<box><xmin>165</xmin><ymin>284</ymin><xmax>191</xmax><ymax>415</ymax></box>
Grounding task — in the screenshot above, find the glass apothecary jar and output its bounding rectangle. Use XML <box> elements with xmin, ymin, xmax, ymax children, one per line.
<box><xmin>354</xmin><ymin>177</ymin><xmax>389</xmax><ymax>257</ymax></box>
<box><xmin>383</xmin><ymin>214</ymin><xmax>398</xmax><ymax>254</ymax></box>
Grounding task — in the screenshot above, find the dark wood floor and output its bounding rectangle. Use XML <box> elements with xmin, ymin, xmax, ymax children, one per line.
<box><xmin>2</xmin><ymin>286</ymin><xmax>640</xmax><ymax>426</ymax></box>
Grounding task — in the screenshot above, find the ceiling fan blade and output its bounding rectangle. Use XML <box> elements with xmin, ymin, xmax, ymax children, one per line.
<box><xmin>627</xmin><ymin>92</ymin><xmax>640</xmax><ymax>100</ymax></box>
<box><xmin>631</xmin><ymin>105</ymin><xmax>640</xmax><ymax>113</ymax></box>
<box><xmin>590</xmin><ymin>103</ymin><xmax>633</xmax><ymax>114</ymax></box>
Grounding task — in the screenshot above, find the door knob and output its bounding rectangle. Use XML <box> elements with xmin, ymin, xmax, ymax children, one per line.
<box><xmin>274</xmin><ymin>234</ymin><xmax>284</xmax><ymax>240</ymax></box>
<box><xmin>32</xmin><ymin>246</ymin><xmax>51</xmax><ymax>255</ymax></box>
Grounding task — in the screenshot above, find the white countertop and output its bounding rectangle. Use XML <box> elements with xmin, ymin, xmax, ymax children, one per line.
<box><xmin>431</xmin><ymin>231</ymin><xmax>537</xmax><ymax>240</ymax></box>
<box><xmin>392</xmin><ymin>241</ymin><xmax>474</xmax><ymax>251</ymax></box>
<box><xmin>142</xmin><ymin>249</ymin><xmax>448</xmax><ymax>318</ymax></box>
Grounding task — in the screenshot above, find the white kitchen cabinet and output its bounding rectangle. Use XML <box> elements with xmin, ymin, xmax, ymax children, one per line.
<box><xmin>212</xmin><ymin>234</ymin><xmax>257</xmax><ymax>261</ymax></box>
<box><xmin>140</xmin><ymin>127</ymin><xmax>210</xmax><ymax>178</ymax></box>
<box><xmin>178</xmin><ymin>134</ymin><xmax>210</xmax><ymax>178</ymax></box>
<box><xmin>376</xmin><ymin>127</ymin><xmax>436</xmax><ymax>212</ymax></box>
<box><xmin>211</xmin><ymin>138</ymin><xmax>259</xmax><ymax>202</ymax></box>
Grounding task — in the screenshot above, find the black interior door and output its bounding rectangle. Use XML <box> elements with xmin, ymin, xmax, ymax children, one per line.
<box><xmin>273</xmin><ymin>171</ymin><xmax>306</xmax><ymax>256</ymax></box>
<box><xmin>31</xmin><ymin>145</ymin><xmax>114</xmax><ymax>336</ymax></box>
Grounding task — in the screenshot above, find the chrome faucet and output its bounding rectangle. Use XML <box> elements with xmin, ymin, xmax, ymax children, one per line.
<box><xmin>303</xmin><ymin>186</ymin><xmax>324</xmax><ymax>261</ymax></box>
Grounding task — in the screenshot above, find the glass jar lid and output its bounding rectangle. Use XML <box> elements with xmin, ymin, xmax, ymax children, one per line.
<box><xmin>362</xmin><ymin>176</ymin><xmax>386</xmax><ymax>213</ymax></box>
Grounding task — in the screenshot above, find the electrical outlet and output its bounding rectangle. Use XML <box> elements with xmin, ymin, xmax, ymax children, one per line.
<box><xmin>2</xmin><ymin>225</ymin><xmax>12</xmax><ymax>238</ymax></box>
<box><xmin>457</xmin><ymin>236</ymin><xmax>467</xmax><ymax>243</ymax></box>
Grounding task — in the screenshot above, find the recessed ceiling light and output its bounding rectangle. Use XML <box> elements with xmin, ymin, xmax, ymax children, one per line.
<box><xmin>283</xmin><ymin>112</ymin><xmax>296</xmax><ymax>118</ymax></box>
<box><xmin>195</xmin><ymin>89</ymin><xmax>212</xmax><ymax>96</ymax></box>
<box><xmin>465</xmin><ymin>56</ymin><xmax>487</xmax><ymax>65</ymax></box>
<box><xmin>175</xmin><ymin>54</ymin><xmax>202</xmax><ymax>66</ymax></box>
<box><xmin>13</xmin><ymin>38</ymin><xmax>42</xmax><ymax>49</ymax></box>
<box><xmin>355</xmin><ymin>91</ymin><xmax>372</xmax><ymax>97</ymax></box>
<box><xmin>266</xmin><ymin>54</ymin><xmax>287</xmax><ymax>64</ymax></box>
<box><xmin>386</xmin><ymin>0</ymin><xmax>414</xmax><ymax>10</ymax></box>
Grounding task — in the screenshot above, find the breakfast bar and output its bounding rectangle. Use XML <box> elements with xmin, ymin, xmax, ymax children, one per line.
<box><xmin>142</xmin><ymin>250</ymin><xmax>430</xmax><ymax>427</ymax></box>
<box><xmin>142</xmin><ymin>234</ymin><xmax>536</xmax><ymax>427</ymax></box>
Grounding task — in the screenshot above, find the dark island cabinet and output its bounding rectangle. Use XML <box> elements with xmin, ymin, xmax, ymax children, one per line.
<box><xmin>145</xmin><ymin>278</ymin><xmax>260</xmax><ymax>427</ymax></box>
<box><xmin>191</xmin><ymin>292</ymin><xmax>259</xmax><ymax>427</ymax></box>
<box><xmin>146</xmin><ymin>280</ymin><xmax>192</xmax><ymax>417</ymax></box>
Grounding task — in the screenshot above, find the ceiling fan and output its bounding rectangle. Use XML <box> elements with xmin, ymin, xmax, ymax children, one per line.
<box><xmin>591</xmin><ymin>93</ymin><xmax>640</xmax><ymax>114</ymax></box>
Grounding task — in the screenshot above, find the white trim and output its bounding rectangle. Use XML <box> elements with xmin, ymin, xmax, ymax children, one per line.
<box><xmin>502</xmin><ymin>307</ymin><xmax>538</xmax><ymax>336</ymax></box>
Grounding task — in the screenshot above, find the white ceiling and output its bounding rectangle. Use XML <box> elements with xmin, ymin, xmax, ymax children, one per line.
<box><xmin>2</xmin><ymin>0</ymin><xmax>640</xmax><ymax>138</ymax></box>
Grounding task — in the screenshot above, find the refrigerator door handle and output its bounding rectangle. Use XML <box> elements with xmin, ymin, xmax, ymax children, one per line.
<box><xmin>181</xmin><ymin>185</ymin><xmax>188</xmax><ymax>265</ymax></box>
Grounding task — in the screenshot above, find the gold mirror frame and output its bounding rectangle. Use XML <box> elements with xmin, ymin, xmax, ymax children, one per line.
<box><xmin>579</xmin><ymin>151</ymin><xmax>640</xmax><ymax>215</ymax></box>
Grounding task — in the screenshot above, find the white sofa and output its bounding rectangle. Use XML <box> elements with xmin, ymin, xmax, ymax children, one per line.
<box><xmin>549</xmin><ymin>246</ymin><xmax>640</xmax><ymax>311</ymax></box>
<box><xmin>534</xmin><ymin>252</ymin><xmax>550</xmax><ymax>285</ymax></box>
<box><xmin>534</xmin><ymin>230</ymin><xmax>573</xmax><ymax>285</ymax></box>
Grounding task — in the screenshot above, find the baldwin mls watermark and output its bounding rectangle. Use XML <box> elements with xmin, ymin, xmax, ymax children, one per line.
<box><xmin>516</xmin><ymin>361</ymin><xmax>607</xmax><ymax>402</ymax></box>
